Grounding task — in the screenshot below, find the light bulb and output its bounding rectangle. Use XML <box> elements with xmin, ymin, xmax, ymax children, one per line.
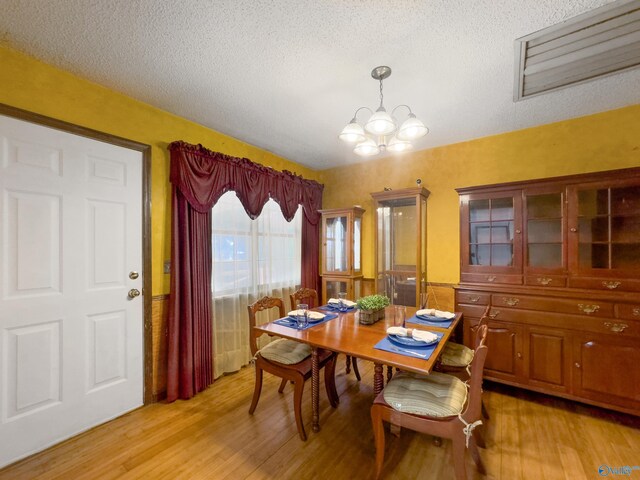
<box><xmin>353</xmin><ymin>138</ymin><xmax>380</xmax><ymax>156</ymax></box>
<box><xmin>338</xmin><ymin>121</ymin><xmax>366</xmax><ymax>144</ymax></box>
<box><xmin>387</xmin><ymin>136</ymin><xmax>413</xmax><ymax>153</ymax></box>
<box><xmin>364</xmin><ymin>109</ymin><xmax>396</xmax><ymax>136</ymax></box>
<box><xmin>397</xmin><ymin>114</ymin><xmax>428</xmax><ymax>140</ymax></box>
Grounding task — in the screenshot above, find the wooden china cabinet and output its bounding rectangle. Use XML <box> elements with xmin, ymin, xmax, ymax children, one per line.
<box><xmin>456</xmin><ymin>168</ymin><xmax>640</xmax><ymax>416</ymax></box>
<box><xmin>319</xmin><ymin>207</ymin><xmax>364</xmax><ymax>304</ymax></box>
<box><xmin>371</xmin><ymin>187</ymin><xmax>429</xmax><ymax>307</ymax></box>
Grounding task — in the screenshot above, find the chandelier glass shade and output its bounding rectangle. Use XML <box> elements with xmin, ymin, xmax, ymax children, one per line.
<box><xmin>339</xmin><ymin>66</ymin><xmax>428</xmax><ymax>157</ymax></box>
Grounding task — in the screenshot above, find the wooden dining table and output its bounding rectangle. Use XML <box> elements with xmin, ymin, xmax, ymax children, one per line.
<box><xmin>254</xmin><ymin>305</ymin><xmax>463</xmax><ymax>434</ymax></box>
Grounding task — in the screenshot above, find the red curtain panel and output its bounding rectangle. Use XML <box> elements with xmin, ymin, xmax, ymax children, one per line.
<box><xmin>166</xmin><ymin>141</ymin><xmax>323</xmax><ymax>402</ymax></box>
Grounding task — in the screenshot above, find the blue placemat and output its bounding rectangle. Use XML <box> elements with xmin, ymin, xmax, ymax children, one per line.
<box><xmin>406</xmin><ymin>314</ymin><xmax>454</xmax><ymax>329</ymax></box>
<box><xmin>374</xmin><ymin>332</ymin><xmax>444</xmax><ymax>360</ymax></box>
<box><xmin>274</xmin><ymin>312</ymin><xmax>338</xmax><ymax>330</ymax></box>
<box><xmin>318</xmin><ymin>304</ymin><xmax>356</xmax><ymax>312</ymax></box>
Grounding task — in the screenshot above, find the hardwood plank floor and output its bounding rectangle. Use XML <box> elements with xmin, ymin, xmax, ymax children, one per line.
<box><xmin>1</xmin><ymin>359</ymin><xmax>638</xmax><ymax>479</ymax></box>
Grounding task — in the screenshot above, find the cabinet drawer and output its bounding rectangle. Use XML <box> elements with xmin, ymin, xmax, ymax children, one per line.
<box><xmin>616</xmin><ymin>304</ymin><xmax>640</xmax><ymax>321</ymax></box>
<box><xmin>458</xmin><ymin>304</ymin><xmax>490</xmax><ymax>319</ymax></box>
<box><xmin>491</xmin><ymin>294</ymin><xmax>614</xmax><ymax>318</ymax></box>
<box><xmin>460</xmin><ymin>273</ymin><xmax>522</xmax><ymax>285</ymax></box>
<box><xmin>568</xmin><ymin>276</ymin><xmax>640</xmax><ymax>293</ymax></box>
<box><xmin>456</xmin><ymin>291</ymin><xmax>490</xmax><ymax>305</ymax></box>
<box><xmin>488</xmin><ymin>308</ymin><xmax>640</xmax><ymax>339</ymax></box>
<box><xmin>524</xmin><ymin>275</ymin><xmax>566</xmax><ymax>288</ymax></box>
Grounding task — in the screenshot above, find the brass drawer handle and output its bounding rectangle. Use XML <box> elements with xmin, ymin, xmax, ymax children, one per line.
<box><xmin>633</xmin><ymin>307</ymin><xmax>640</xmax><ymax>317</ymax></box>
<box><xmin>537</xmin><ymin>277</ymin><xmax>552</xmax><ymax>286</ymax></box>
<box><xmin>488</xmin><ymin>310</ymin><xmax>500</xmax><ymax>319</ymax></box>
<box><xmin>503</xmin><ymin>297</ymin><xmax>519</xmax><ymax>307</ymax></box>
<box><xmin>517</xmin><ymin>352</ymin><xmax>522</xmax><ymax>359</ymax></box>
<box><xmin>578</xmin><ymin>304</ymin><xmax>600</xmax><ymax>315</ymax></box>
<box><xmin>487</xmin><ymin>275</ymin><xmax>496</xmax><ymax>282</ymax></box>
<box><xmin>602</xmin><ymin>281</ymin><xmax>621</xmax><ymax>290</ymax></box>
<box><xmin>468</xmin><ymin>295</ymin><xmax>480</xmax><ymax>303</ymax></box>
<box><xmin>604</xmin><ymin>322</ymin><xmax>628</xmax><ymax>333</ymax></box>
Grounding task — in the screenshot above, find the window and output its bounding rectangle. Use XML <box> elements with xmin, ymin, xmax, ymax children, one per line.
<box><xmin>211</xmin><ymin>191</ymin><xmax>301</xmax><ymax>295</ymax></box>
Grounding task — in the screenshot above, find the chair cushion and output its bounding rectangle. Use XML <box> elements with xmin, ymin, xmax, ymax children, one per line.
<box><xmin>383</xmin><ymin>371</ymin><xmax>468</xmax><ymax>417</ymax></box>
<box><xmin>258</xmin><ymin>338</ymin><xmax>312</xmax><ymax>365</ymax></box>
<box><xmin>440</xmin><ymin>341</ymin><xmax>474</xmax><ymax>367</ymax></box>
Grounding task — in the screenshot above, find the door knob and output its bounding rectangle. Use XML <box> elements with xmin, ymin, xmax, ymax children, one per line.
<box><xmin>128</xmin><ymin>288</ymin><xmax>141</xmax><ymax>299</ymax></box>
<box><xmin>129</xmin><ymin>271</ymin><xmax>139</xmax><ymax>280</ymax></box>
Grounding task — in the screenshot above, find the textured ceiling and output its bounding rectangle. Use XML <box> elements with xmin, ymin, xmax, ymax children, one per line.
<box><xmin>1</xmin><ymin>0</ymin><xmax>639</xmax><ymax>170</ymax></box>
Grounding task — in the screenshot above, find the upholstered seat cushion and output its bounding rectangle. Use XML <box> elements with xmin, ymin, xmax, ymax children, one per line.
<box><xmin>258</xmin><ymin>338</ymin><xmax>312</xmax><ymax>365</ymax></box>
<box><xmin>441</xmin><ymin>341</ymin><xmax>474</xmax><ymax>367</ymax></box>
<box><xmin>383</xmin><ymin>371</ymin><xmax>468</xmax><ymax>417</ymax></box>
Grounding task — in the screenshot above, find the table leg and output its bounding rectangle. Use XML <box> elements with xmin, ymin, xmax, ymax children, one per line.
<box><xmin>386</xmin><ymin>365</ymin><xmax>393</xmax><ymax>383</ymax></box>
<box><xmin>374</xmin><ymin>363</ymin><xmax>384</xmax><ymax>396</ymax></box>
<box><xmin>312</xmin><ymin>347</ymin><xmax>320</xmax><ymax>433</ymax></box>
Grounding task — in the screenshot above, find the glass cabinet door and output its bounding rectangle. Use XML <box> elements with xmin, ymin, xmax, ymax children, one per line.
<box><xmin>525</xmin><ymin>191</ymin><xmax>564</xmax><ymax>271</ymax></box>
<box><xmin>570</xmin><ymin>183</ymin><xmax>640</xmax><ymax>272</ymax></box>
<box><xmin>323</xmin><ymin>214</ymin><xmax>348</xmax><ymax>273</ymax></box>
<box><xmin>353</xmin><ymin>215</ymin><xmax>361</xmax><ymax>273</ymax></box>
<box><xmin>320</xmin><ymin>207</ymin><xmax>364</xmax><ymax>278</ymax></box>
<box><xmin>462</xmin><ymin>191</ymin><xmax>522</xmax><ymax>274</ymax></box>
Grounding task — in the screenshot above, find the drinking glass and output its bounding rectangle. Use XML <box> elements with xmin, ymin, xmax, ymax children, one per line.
<box><xmin>296</xmin><ymin>303</ymin><xmax>308</xmax><ymax>329</ymax></box>
<box><xmin>338</xmin><ymin>292</ymin><xmax>348</xmax><ymax>312</ymax></box>
<box><xmin>394</xmin><ymin>305</ymin><xmax>406</xmax><ymax>328</ymax></box>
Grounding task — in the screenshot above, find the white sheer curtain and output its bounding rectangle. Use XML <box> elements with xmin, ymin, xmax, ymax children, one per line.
<box><xmin>211</xmin><ymin>191</ymin><xmax>302</xmax><ymax>378</ymax></box>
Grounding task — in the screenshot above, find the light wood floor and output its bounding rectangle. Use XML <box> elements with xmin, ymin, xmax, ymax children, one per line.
<box><xmin>1</xmin><ymin>360</ymin><xmax>639</xmax><ymax>480</ymax></box>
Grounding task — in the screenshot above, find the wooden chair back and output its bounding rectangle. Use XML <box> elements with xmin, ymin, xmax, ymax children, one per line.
<box><xmin>247</xmin><ymin>296</ymin><xmax>285</xmax><ymax>357</ymax></box>
<box><xmin>289</xmin><ymin>288</ymin><xmax>318</xmax><ymax>310</ymax></box>
<box><xmin>462</xmin><ymin>324</ymin><xmax>488</xmax><ymax>422</ymax></box>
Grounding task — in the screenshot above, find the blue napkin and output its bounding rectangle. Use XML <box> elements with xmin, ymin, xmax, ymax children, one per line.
<box><xmin>318</xmin><ymin>304</ymin><xmax>356</xmax><ymax>312</ymax></box>
<box><xmin>406</xmin><ymin>314</ymin><xmax>454</xmax><ymax>329</ymax></box>
<box><xmin>374</xmin><ymin>332</ymin><xmax>444</xmax><ymax>360</ymax></box>
<box><xmin>274</xmin><ymin>312</ymin><xmax>338</xmax><ymax>330</ymax></box>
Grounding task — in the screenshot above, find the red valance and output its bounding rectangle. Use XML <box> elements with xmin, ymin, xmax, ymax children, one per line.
<box><xmin>168</xmin><ymin>141</ymin><xmax>323</xmax><ymax>224</ymax></box>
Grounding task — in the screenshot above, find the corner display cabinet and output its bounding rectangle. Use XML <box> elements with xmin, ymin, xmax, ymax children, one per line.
<box><xmin>319</xmin><ymin>207</ymin><xmax>364</xmax><ymax>304</ymax></box>
<box><xmin>371</xmin><ymin>187</ymin><xmax>429</xmax><ymax>307</ymax></box>
<box><xmin>455</xmin><ymin>167</ymin><xmax>640</xmax><ymax>416</ymax></box>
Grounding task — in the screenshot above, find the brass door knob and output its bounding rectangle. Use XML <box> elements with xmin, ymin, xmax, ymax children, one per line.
<box><xmin>128</xmin><ymin>288</ymin><xmax>141</xmax><ymax>299</ymax></box>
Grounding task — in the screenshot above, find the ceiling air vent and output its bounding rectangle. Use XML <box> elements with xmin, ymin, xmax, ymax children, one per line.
<box><xmin>514</xmin><ymin>0</ymin><xmax>640</xmax><ymax>101</ymax></box>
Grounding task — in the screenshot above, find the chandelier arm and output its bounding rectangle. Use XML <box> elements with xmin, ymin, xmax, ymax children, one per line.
<box><xmin>351</xmin><ymin>106</ymin><xmax>374</xmax><ymax>123</ymax></box>
<box><xmin>391</xmin><ymin>104</ymin><xmax>414</xmax><ymax>117</ymax></box>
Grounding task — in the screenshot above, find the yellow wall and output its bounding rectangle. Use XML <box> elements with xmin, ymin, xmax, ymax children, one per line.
<box><xmin>0</xmin><ymin>45</ymin><xmax>320</xmax><ymax>295</ymax></box>
<box><xmin>321</xmin><ymin>104</ymin><xmax>640</xmax><ymax>283</ymax></box>
<box><xmin>3</xmin><ymin>45</ymin><xmax>639</xmax><ymax>292</ymax></box>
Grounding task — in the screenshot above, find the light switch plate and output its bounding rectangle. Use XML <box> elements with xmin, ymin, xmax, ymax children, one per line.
<box><xmin>164</xmin><ymin>261</ymin><xmax>171</xmax><ymax>274</ymax></box>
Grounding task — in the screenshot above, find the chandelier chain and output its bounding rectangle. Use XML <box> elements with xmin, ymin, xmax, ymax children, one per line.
<box><xmin>379</xmin><ymin>79</ymin><xmax>384</xmax><ymax>109</ymax></box>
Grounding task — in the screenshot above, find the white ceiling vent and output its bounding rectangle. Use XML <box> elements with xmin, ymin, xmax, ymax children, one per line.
<box><xmin>514</xmin><ymin>0</ymin><xmax>640</xmax><ymax>101</ymax></box>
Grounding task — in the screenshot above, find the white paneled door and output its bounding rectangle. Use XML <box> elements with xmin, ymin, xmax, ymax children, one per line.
<box><xmin>0</xmin><ymin>115</ymin><xmax>143</xmax><ymax>467</ymax></box>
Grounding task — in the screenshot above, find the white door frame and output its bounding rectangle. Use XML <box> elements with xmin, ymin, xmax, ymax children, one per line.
<box><xmin>0</xmin><ymin>103</ymin><xmax>154</xmax><ymax>404</ymax></box>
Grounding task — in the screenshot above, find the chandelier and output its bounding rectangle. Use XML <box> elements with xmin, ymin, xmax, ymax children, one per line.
<box><xmin>339</xmin><ymin>66</ymin><xmax>429</xmax><ymax>157</ymax></box>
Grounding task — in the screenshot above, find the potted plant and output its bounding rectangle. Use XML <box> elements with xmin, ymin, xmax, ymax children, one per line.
<box><xmin>356</xmin><ymin>294</ymin><xmax>391</xmax><ymax>325</ymax></box>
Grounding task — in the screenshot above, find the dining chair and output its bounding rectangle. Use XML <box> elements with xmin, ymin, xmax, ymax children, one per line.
<box><xmin>248</xmin><ymin>296</ymin><xmax>339</xmax><ymax>441</ymax></box>
<box><xmin>290</xmin><ymin>287</ymin><xmax>361</xmax><ymax>381</ymax></box>
<box><xmin>371</xmin><ymin>325</ymin><xmax>489</xmax><ymax>480</ymax></box>
<box><xmin>436</xmin><ymin>305</ymin><xmax>491</xmax><ymax>427</ymax></box>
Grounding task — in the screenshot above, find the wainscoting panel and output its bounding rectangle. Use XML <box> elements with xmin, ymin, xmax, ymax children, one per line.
<box><xmin>151</xmin><ymin>295</ymin><xmax>168</xmax><ymax>401</ymax></box>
